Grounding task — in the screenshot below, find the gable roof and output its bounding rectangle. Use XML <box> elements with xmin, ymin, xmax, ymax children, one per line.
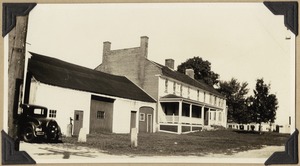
<box><xmin>150</xmin><ymin>61</ymin><xmax>223</xmax><ymax>98</ymax></box>
<box><xmin>28</xmin><ymin>52</ymin><xmax>156</xmax><ymax>103</ymax></box>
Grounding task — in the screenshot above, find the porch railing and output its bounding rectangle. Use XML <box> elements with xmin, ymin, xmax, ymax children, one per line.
<box><xmin>164</xmin><ymin>115</ymin><xmax>203</xmax><ymax>125</ymax></box>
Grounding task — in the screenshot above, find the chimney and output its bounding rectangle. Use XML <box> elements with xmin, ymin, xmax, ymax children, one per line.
<box><xmin>140</xmin><ymin>36</ymin><xmax>148</xmax><ymax>58</ymax></box>
<box><xmin>165</xmin><ymin>59</ymin><xmax>175</xmax><ymax>69</ymax></box>
<box><xmin>103</xmin><ymin>41</ymin><xmax>111</xmax><ymax>55</ymax></box>
<box><xmin>185</xmin><ymin>68</ymin><xmax>195</xmax><ymax>79</ymax></box>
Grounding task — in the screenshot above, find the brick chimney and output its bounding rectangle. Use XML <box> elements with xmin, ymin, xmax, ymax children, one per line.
<box><xmin>165</xmin><ymin>59</ymin><xmax>175</xmax><ymax>69</ymax></box>
<box><xmin>103</xmin><ymin>41</ymin><xmax>111</xmax><ymax>55</ymax></box>
<box><xmin>140</xmin><ymin>36</ymin><xmax>148</xmax><ymax>58</ymax></box>
<box><xmin>185</xmin><ymin>68</ymin><xmax>194</xmax><ymax>79</ymax></box>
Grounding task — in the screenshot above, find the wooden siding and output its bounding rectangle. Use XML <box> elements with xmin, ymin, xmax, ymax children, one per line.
<box><xmin>90</xmin><ymin>95</ymin><xmax>114</xmax><ymax>133</ymax></box>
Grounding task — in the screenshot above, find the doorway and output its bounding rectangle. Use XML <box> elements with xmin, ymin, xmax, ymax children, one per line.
<box><xmin>73</xmin><ymin>110</ymin><xmax>83</xmax><ymax>135</ymax></box>
<box><xmin>147</xmin><ymin>114</ymin><xmax>153</xmax><ymax>133</ymax></box>
<box><xmin>130</xmin><ymin>111</ymin><xmax>137</xmax><ymax>129</ymax></box>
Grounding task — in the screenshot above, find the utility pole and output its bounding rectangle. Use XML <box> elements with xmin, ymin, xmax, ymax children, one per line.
<box><xmin>7</xmin><ymin>15</ymin><xmax>29</xmax><ymax>138</ymax></box>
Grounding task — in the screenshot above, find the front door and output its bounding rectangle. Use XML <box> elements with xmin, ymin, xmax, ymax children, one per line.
<box><xmin>73</xmin><ymin>110</ymin><xmax>83</xmax><ymax>135</ymax></box>
<box><xmin>147</xmin><ymin>114</ymin><xmax>153</xmax><ymax>133</ymax></box>
<box><xmin>130</xmin><ymin>111</ymin><xmax>137</xmax><ymax>129</ymax></box>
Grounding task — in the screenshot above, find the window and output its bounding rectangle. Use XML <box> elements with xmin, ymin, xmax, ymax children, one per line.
<box><xmin>49</xmin><ymin>110</ymin><xmax>57</xmax><ymax>118</ymax></box>
<box><xmin>209</xmin><ymin>94</ymin><xmax>213</xmax><ymax>104</ymax></box>
<box><xmin>165</xmin><ymin>79</ymin><xmax>168</xmax><ymax>93</ymax></box>
<box><xmin>197</xmin><ymin>90</ymin><xmax>200</xmax><ymax>101</ymax></box>
<box><xmin>140</xmin><ymin>113</ymin><xmax>145</xmax><ymax>121</ymax></box>
<box><xmin>214</xmin><ymin>96</ymin><xmax>217</xmax><ymax>105</ymax></box>
<box><xmin>204</xmin><ymin>92</ymin><xmax>206</xmax><ymax>102</ymax></box>
<box><xmin>97</xmin><ymin>111</ymin><xmax>105</xmax><ymax>119</ymax></box>
<box><xmin>187</xmin><ymin>87</ymin><xmax>190</xmax><ymax>98</ymax></box>
<box><xmin>173</xmin><ymin>82</ymin><xmax>176</xmax><ymax>94</ymax></box>
<box><xmin>180</xmin><ymin>84</ymin><xmax>183</xmax><ymax>96</ymax></box>
<box><xmin>219</xmin><ymin>112</ymin><xmax>222</xmax><ymax>121</ymax></box>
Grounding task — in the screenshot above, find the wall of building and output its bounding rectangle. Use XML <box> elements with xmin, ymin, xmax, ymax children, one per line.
<box><xmin>29</xmin><ymin>81</ymin><xmax>156</xmax><ymax>135</ymax></box>
<box><xmin>112</xmin><ymin>98</ymin><xmax>155</xmax><ymax>133</ymax></box>
<box><xmin>29</xmin><ymin>82</ymin><xmax>91</xmax><ymax>135</ymax></box>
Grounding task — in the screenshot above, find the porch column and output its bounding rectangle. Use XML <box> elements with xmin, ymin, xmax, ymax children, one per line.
<box><xmin>201</xmin><ymin>106</ymin><xmax>205</xmax><ymax>126</ymax></box>
<box><xmin>189</xmin><ymin>104</ymin><xmax>192</xmax><ymax>120</ymax></box>
<box><xmin>178</xmin><ymin>101</ymin><xmax>182</xmax><ymax>134</ymax></box>
<box><xmin>208</xmin><ymin>108</ymin><xmax>211</xmax><ymax>126</ymax></box>
<box><xmin>189</xmin><ymin>104</ymin><xmax>192</xmax><ymax>131</ymax></box>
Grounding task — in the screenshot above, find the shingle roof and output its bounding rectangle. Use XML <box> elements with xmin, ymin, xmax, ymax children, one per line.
<box><xmin>151</xmin><ymin>61</ymin><xmax>223</xmax><ymax>98</ymax></box>
<box><xmin>28</xmin><ymin>52</ymin><xmax>156</xmax><ymax>103</ymax></box>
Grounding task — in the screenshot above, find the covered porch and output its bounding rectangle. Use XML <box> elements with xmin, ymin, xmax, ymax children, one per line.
<box><xmin>158</xmin><ymin>95</ymin><xmax>223</xmax><ymax>134</ymax></box>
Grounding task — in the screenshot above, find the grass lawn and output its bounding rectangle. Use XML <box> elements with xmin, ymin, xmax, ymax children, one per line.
<box><xmin>62</xmin><ymin>129</ymin><xmax>289</xmax><ymax>156</ymax></box>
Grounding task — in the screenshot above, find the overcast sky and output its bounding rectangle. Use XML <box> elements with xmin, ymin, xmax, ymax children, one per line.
<box><xmin>25</xmin><ymin>3</ymin><xmax>295</xmax><ymax>126</ymax></box>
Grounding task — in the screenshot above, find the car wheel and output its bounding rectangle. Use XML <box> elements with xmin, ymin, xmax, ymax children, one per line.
<box><xmin>47</xmin><ymin>121</ymin><xmax>59</xmax><ymax>142</ymax></box>
<box><xmin>22</xmin><ymin>126</ymin><xmax>35</xmax><ymax>142</ymax></box>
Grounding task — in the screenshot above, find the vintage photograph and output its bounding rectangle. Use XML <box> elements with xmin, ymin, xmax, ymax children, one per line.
<box><xmin>3</xmin><ymin>2</ymin><xmax>297</xmax><ymax>164</ymax></box>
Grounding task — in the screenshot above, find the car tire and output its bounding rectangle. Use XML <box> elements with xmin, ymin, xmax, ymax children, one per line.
<box><xmin>47</xmin><ymin>121</ymin><xmax>59</xmax><ymax>143</ymax></box>
<box><xmin>22</xmin><ymin>126</ymin><xmax>35</xmax><ymax>143</ymax></box>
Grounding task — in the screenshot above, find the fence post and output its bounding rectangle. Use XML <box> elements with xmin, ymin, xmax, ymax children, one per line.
<box><xmin>131</xmin><ymin>128</ymin><xmax>138</xmax><ymax>147</ymax></box>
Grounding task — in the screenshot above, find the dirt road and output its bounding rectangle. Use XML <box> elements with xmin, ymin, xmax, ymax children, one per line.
<box><xmin>20</xmin><ymin>141</ymin><xmax>284</xmax><ymax>164</ymax></box>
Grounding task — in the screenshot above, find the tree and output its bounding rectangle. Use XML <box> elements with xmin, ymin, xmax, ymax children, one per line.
<box><xmin>218</xmin><ymin>78</ymin><xmax>251</xmax><ymax>124</ymax></box>
<box><xmin>177</xmin><ymin>57</ymin><xmax>219</xmax><ymax>86</ymax></box>
<box><xmin>248</xmin><ymin>78</ymin><xmax>278</xmax><ymax>132</ymax></box>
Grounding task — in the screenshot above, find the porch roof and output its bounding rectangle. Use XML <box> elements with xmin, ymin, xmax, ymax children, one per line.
<box><xmin>160</xmin><ymin>94</ymin><xmax>222</xmax><ymax>110</ymax></box>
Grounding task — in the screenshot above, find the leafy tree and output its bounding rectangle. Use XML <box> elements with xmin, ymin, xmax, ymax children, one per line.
<box><xmin>218</xmin><ymin>78</ymin><xmax>251</xmax><ymax>124</ymax></box>
<box><xmin>177</xmin><ymin>57</ymin><xmax>219</xmax><ymax>86</ymax></box>
<box><xmin>248</xmin><ymin>78</ymin><xmax>278</xmax><ymax>132</ymax></box>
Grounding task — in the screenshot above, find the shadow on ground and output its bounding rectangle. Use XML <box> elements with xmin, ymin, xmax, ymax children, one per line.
<box><xmin>35</xmin><ymin>147</ymin><xmax>97</xmax><ymax>159</ymax></box>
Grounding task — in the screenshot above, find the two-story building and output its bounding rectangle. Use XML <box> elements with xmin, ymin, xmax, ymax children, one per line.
<box><xmin>96</xmin><ymin>36</ymin><xmax>227</xmax><ymax>134</ymax></box>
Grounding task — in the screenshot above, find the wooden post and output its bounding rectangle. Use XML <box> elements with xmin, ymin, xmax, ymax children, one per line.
<box><xmin>7</xmin><ymin>15</ymin><xmax>29</xmax><ymax>138</ymax></box>
<box><xmin>178</xmin><ymin>101</ymin><xmax>182</xmax><ymax>134</ymax></box>
<box><xmin>131</xmin><ymin>128</ymin><xmax>138</xmax><ymax>147</ymax></box>
<box><xmin>189</xmin><ymin>104</ymin><xmax>192</xmax><ymax>131</ymax></box>
<box><xmin>201</xmin><ymin>106</ymin><xmax>205</xmax><ymax>126</ymax></box>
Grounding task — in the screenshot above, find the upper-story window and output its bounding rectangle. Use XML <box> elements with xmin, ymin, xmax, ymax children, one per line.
<box><xmin>180</xmin><ymin>84</ymin><xmax>183</xmax><ymax>96</ymax></box>
<box><xmin>173</xmin><ymin>82</ymin><xmax>176</xmax><ymax>94</ymax></box>
<box><xmin>214</xmin><ymin>96</ymin><xmax>217</xmax><ymax>105</ymax></box>
<box><xmin>209</xmin><ymin>94</ymin><xmax>213</xmax><ymax>104</ymax></box>
<box><xmin>204</xmin><ymin>92</ymin><xmax>206</xmax><ymax>102</ymax></box>
<box><xmin>188</xmin><ymin>87</ymin><xmax>190</xmax><ymax>98</ymax></box>
<box><xmin>197</xmin><ymin>90</ymin><xmax>200</xmax><ymax>101</ymax></box>
<box><xmin>165</xmin><ymin>79</ymin><xmax>168</xmax><ymax>93</ymax></box>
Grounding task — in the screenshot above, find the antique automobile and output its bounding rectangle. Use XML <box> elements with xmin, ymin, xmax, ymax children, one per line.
<box><xmin>18</xmin><ymin>104</ymin><xmax>62</xmax><ymax>143</ymax></box>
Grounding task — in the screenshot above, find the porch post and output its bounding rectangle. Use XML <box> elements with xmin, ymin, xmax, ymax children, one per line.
<box><xmin>215</xmin><ymin>110</ymin><xmax>218</xmax><ymax>124</ymax></box>
<box><xmin>201</xmin><ymin>106</ymin><xmax>205</xmax><ymax>126</ymax></box>
<box><xmin>178</xmin><ymin>101</ymin><xmax>182</xmax><ymax>134</ymax></box>
<box><xmin>208</xmin><ymin>108</ymin><xmax>211</xmax><ymax>126</ymax></box>
<box><xmin>189</xmin><ymin>104</ymin><xmax>192</xmax><ymax>131</ymax></box>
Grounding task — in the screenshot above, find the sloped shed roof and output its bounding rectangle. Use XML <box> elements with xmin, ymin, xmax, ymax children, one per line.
<box><xmin>28</xmin><ymin>52</ymin><xmax>156</xmax><ymax>103</ymax></box>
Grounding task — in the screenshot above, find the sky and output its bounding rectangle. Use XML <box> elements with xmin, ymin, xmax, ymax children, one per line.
<box><xmin>25</xmin><ymin>3</ymin><xmax>295</xmax><ymax>126</ymax></box>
